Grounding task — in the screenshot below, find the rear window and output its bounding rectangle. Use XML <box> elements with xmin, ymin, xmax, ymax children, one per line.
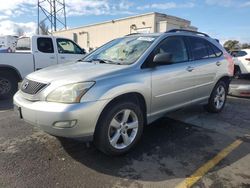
<box><xmin>189</xmin><ymin>37</ymin><xmax>209</xmax><ymax>60</ymax></box>
<box><xmin>16</xmin><ymin>37</ymin><xmax>31</xmax><ymax>51</ymax></box>
<box><xmin>37</xmin><ymin>37</ymin><xmax>54</xmax><ymax>53</ymax></box>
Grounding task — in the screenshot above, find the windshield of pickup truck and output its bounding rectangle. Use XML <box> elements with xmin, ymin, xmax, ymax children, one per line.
<box><xmin>83</xmin><ymin>36</ymin><xmax>157</xmax><ymax>65</ymax></box>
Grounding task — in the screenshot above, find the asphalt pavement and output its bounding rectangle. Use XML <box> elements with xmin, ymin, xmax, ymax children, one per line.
<box><xmin>0</xmin><ymin>80</ymin><xmax>250</xmax><ymax>188</ymax></box>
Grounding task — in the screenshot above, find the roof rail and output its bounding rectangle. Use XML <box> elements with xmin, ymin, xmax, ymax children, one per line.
<box><xmin>125</xmin><ymin>33</ymin><xmax>140</xmax><ymax>36</ymax></box>
<box><xmin>166</xmin><ymin>29</ymin><xmax>210</xmax><ymax>37</ymax></box>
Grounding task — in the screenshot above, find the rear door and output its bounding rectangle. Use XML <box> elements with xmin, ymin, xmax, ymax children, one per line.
<box><xmin>186</xmin><ymin>37</ymin><xmax>223</xmax><ymax>98</ymax></box>
<box><xmin>150</xmin><ymin>36</ymin><xmax>199</xmax><ymax>114</ymax></box>
<box><xmin>33</xmin><ymin>37</ymin><xmax>57</xmax><ymax>70</ymax></box>
<box><xmin>56</xmin><ymin>38</ymin><xmax>85</xmax><ymax>64</ymax></box>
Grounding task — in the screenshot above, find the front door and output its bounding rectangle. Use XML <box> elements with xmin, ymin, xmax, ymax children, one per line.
<box><xmin>151</xmin><ymin>36</ymin><xmax>198</xmax><ymax>115</ymax></box>
<box><xmin>33</xmin><ymin>37</ymin><xmax>57</xmax><ymax>70</ymax></box>
<box><xmin>56</xmin><ymin>38</ymin><xmax>85</xmax><ymax>64</ymax></box>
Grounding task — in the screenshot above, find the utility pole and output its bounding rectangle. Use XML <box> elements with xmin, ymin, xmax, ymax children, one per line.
<box><xmin>37</xmin><ymin>0</ymin><xmax>67</xmax><ymax>34</ymax></box>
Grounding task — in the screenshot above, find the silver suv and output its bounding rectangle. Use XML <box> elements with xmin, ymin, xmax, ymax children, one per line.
<box><xmin>14</xmin><ymin>29</ymin><xmax>234</xmax><ymax>155</ymax></box>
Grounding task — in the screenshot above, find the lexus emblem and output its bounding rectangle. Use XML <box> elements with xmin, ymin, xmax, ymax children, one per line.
<box><xmin>22</xmin><ymin>81</ymin><xmax>29</xmax><ymax>90</ymax></box>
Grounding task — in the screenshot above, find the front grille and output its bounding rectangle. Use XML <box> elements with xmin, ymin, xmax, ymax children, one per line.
<box><xmin>21</xmin><ymin>79</ymin><xmax>47</xmax><ymax>95</ymax></box>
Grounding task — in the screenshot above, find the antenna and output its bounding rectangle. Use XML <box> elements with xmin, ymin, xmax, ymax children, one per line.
<box><xmin>37</xmin><ymin>0</ymin><xmax>67</xmax><ymax>34</ymax></box>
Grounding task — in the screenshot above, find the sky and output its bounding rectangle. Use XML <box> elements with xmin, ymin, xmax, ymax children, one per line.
<box><xmin>0</xmin><ymin>0</ymin><xmax>249</xmax><ymax>44</ymax></box>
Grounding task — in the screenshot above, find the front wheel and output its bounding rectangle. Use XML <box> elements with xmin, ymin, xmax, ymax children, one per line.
<box><xmin>205</xmin><ymin>81</ymin><xmax>227</xmax><ymax>113</ymax></box>
<box><xmin>94</xmin><ymin>101</ymin><xmax>144</xmax><ymax>156</ymax></box>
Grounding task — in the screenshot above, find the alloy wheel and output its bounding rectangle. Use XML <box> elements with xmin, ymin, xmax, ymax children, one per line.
<box><xmin>108</xmin><ymin>109</ymin><xmax>139</xmax><ymax>149</ymax></box>
<box><xmin>214</xmin><ymin>85</ymin><xmax>226</xmax><ymax>110</ymax></box>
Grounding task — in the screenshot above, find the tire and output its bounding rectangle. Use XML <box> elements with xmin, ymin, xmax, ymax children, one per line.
<box><xmin>205</xmin><ymin>81</ymin><xmax>228</xmax><ymax>113</ymax></box>
<box><xmin>94</xmin><ymin>100</ymin><xmax>144</xmax><ymax>156</ymax></box>
<box><xmin>0</xmin><ymin>71</ymin><xmax>18</xmax><ymax>100</ymax></box>
<box><xmin>234</xmin><ymin>66</ymin><xmax>242</xmax><ymax>79</ymax></box>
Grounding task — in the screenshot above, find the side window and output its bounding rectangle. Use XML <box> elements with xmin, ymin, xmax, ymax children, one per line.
<box><xmin>37</xmin><ymin>37</ymin><xmax>54</xmax><ymax>53</ymax></box>
<box><xmin>16</xmin><ymin>37</ymin><xmax>31</xmax><ymax>51</ymax></box>
<box><xmin>236</xmin><ymin>51</ymin><xmax>247</xmax><ymax>57</ymax></box>
<box><xmin>155</xmin><ymin>37</ymin><xmax>188</xmax><ymax>64</ymax></box>
<box><xmin>189</xmin><ymin>37</ymin><xmax>209</xmax><ymax>60</ymax></box>
<box><xmin>205</xmin><ymin>42</ymin><xmax>216</xmax><ymax>58</ymax></box>
<box><xmin>57</xmin><ymin>39</ymin><xmax>82</xmax><ymax>54</ymax></box>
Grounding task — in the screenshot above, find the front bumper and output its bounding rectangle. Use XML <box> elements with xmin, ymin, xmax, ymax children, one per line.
<box><xmin>13</xmin><ymin>91</ymin><xmax>108</xmax><ymax>138</ymax></box>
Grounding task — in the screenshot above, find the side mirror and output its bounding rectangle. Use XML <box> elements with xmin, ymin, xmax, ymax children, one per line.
<box><xmin>153</xmin><ymin>53</ymin><xmax>173</xmax><ymax>65</ymax></box>
<box><xmin>81</xmin><ymin>48</ymin><xmax>87</xmax><ymax>54</ymax></box>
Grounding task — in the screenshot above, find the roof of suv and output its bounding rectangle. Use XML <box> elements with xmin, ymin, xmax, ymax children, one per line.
<box><xmin>125</xmin><ymin>29</ymin><xmax>211</xmax><ymax>39</ymax></box>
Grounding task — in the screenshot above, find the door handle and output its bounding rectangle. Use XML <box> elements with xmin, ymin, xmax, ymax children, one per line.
<box><xmin>216</xmin><ymin>61</ymin><xmax>222</xmax><ymax>66</ymax></box>
<box><xmin>60</xmin><ymin>56</ymin><xmax>65</xmax><ymax>59</ymax></box>
<box><xmin>50</xmin><ymin>56</ymin><xmax>55</xmax><ymax>59</ymax></box>
<box><xmin>186</xmin><ymin>66</ymin><xmax>195</xmax><ymax>72</ymax></box>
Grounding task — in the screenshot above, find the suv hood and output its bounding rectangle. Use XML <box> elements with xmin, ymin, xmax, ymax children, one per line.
<box><xmin>27</xmin><ymin>61</ymin><xmax>128</xmax><ymax>83</ymax></box>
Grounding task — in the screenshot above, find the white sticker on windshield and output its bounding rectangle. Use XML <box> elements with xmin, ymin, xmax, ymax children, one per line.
<box><xmin>137</xmin><ymin>37</ymin><xmax>155</xmax><ymax>42</ymax></box>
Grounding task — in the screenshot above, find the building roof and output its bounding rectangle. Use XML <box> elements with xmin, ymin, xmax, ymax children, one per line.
<box><xmin>54</xmin><ymin>12</ymin><xmax>192</xmax><ymax>34</ymax></box>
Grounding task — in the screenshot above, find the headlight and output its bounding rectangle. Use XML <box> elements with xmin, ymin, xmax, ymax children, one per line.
<box><xmin>46</xmin><ymin>82</ymin><xmax>95</xmax><ymax>103</ymax></box>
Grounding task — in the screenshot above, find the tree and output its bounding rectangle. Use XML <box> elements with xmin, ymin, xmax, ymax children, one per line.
<box><xmin>241</xmin><ymin>43</ymin><xmax>250</xmax><ymax>49</ymax></box>
<box><xmin>37</xmin><ymin>21</ymin><xmax>49</xmax><ymax>35</ymax></box>
<box><xmin>16</xmin><ymin>27</ymin><xmax>24</xmax><ymax>37</ymax></box>
<box><xmin>223</xmin><ymin>40</ymin><xmax>240</xmax><ymax>51</ymax></box>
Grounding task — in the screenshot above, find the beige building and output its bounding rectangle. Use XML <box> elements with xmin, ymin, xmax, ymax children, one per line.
<box><xmin>53</xmin><ymin>12</ymin><xmax>197</xmax><ymax>51</ymax></box>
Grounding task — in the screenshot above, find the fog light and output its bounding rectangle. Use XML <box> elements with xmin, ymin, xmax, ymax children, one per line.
<box><xmin>53</xmin><ymin>120</ymin><xmax>77</xmax><ymax>128</ymax></box>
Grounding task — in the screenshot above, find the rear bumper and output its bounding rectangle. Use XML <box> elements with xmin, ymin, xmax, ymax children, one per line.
<box><xmin>13</xmin><ymin>91</ymin><xmax>108</xmax><ymax>138</ymax></box>
<box><xmin>229</xmin><ymin>84</ymin><xmax>250</xmax><ymax>98</ymax></box>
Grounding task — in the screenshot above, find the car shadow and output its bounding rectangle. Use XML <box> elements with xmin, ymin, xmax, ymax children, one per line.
<box><xmin>0</xmin><ymin>99</ymin><xmax>13</xmax><ymax>111</ymax></box>
<box><xmin>58</xmin><ymin>117</ymin><xmax>250</xmax><ymax>182</ymax></box>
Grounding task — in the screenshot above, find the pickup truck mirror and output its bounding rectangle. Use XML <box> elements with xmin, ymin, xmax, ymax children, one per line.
<box><xmin>153</xmin><ymin>53</ymin><xmax>173</xmax><ymax>65</ymax></box>
<box><xmin>81</xmin><ymin>48</ymin><xmax>87</xmax><ymax>54</ymax></box>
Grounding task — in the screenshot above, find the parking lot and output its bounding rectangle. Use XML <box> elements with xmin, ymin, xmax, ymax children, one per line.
<box><xmin>0</xmin><ymin>79</ymin><xmax>249</xmax><ymax>188</ymax></box>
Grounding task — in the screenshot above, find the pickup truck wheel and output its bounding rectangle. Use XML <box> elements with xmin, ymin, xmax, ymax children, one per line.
<box><xmin>205</xmin><ymin>81</ymin><xmax>227</xmax><ymax>113</ymax></box>
<box><xmin>0</xmin><ymin>71</ymin><xmax>18</xmax><ymax>99</ymax></box>
<box><xmin>94</xmin><ymin>101</ymin><xmax>144</xmax><ymax>156</ymax></box>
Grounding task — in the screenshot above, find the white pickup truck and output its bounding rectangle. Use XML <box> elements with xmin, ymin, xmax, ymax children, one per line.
<box><xmin>0</xmin><ymin>35</ymin><xmax>86</xmax><ymax>99</ymax></box>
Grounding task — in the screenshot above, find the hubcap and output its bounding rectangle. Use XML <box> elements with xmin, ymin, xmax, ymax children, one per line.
<box><xmin>214</xmin><ymin>85</ymin><xmax>226</xmax><ymax>110</ymax></box>
<box><xmin>108</xmin><ymin>109</ymin><xmax>139</xmax><ymax>149</ymax></box>
<box><xmin>0</xmin><ymin>78</ymin><xmax>11</xmax><ymax>95</ymax></box>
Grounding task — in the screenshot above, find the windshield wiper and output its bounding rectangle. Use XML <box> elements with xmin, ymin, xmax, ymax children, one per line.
<box><xmin>91</xmin><ymin>58</ymin><xmax>109</xmax><ymax>64</ymax></box>
<box><xmin>92</xmin><ymin>58</ymin><xmax>119</xmax><ymax>64</ymax></box>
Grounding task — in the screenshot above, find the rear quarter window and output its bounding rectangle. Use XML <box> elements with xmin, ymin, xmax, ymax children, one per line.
<box><xmin>210</xmin><ymin>43</ymin><xmax>223</xmax><ymax>57</ymax></box>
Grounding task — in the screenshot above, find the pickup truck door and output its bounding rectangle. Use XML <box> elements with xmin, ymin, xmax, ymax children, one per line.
<box><xmin>33</xmin><ymin>37</ymin><xmax>57</xmax><ymax>70</ymax></box>
<box><xmin>56</xmin><ymin>38</ymin><xmax>85</xmax><ymax>64</ymax></box>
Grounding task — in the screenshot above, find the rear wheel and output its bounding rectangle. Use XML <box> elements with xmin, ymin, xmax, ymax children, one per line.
<box><xmin>205</xmin><ymin>81</ymin><xmax>227</xmax><ymax>113</ymax></box>
<box><xmin>0</xmin><ymin>71</ymin><xmax>18</xmax><ymax>99</ymax></box>
<box><xmin>94</xmin><ymin>101</ymin><xmax>144</xmax><ymax>156</ymax></box>
<box><xmin>234</xmin><ymin>66</ymin><xmax>242</xmax><ymax>79</ymax></box>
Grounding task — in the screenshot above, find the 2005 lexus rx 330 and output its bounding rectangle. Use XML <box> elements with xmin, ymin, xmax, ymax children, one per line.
<box><xmin>14</xmin><ymin>29</ymin><xmax>234</xmax><ymax>155</ymax></box>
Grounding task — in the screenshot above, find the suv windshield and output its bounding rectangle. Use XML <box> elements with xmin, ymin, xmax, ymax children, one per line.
<box><xmin>83</xmin><ymin>36</ymin><xmax>157</xmax><ymax>65</ymax></box>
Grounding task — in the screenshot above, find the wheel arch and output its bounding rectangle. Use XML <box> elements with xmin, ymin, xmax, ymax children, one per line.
<box><xmin>94</xmin><ymin>92</ymin><xmax>147</xmax><ymax>134</ymax></box>
<box><xmin>216</xmin><ymin>75</ymin><xmax>231</xmax><ymax>91</ymax></box>
<box><xmin>0</xmin><ymin>65</ymin><xmax>22</xmax><ymax>82</ymax></box>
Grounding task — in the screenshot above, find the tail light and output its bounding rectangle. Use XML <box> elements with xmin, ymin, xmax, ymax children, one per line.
<box><xmin>224</xmin><ymin>53</ymin><xmax>234</xmax><ymax>76</ymax></box>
